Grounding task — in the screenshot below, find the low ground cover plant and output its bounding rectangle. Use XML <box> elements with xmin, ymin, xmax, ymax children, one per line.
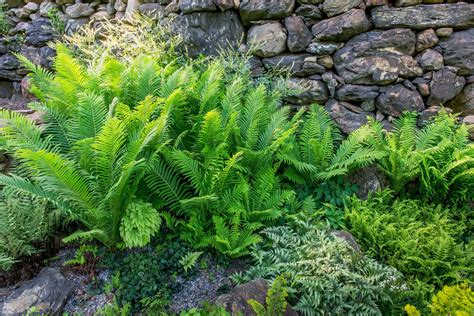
<box><xmin>345</xmin><ymin>190</ymin><xmax>474</xmax><ymax>308</ymax></box>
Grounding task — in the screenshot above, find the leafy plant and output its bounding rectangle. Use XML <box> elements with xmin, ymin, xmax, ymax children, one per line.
<box><xmin>94</xmin><ymin>298</ymin><xmax>131</xmax><ymax>316</ymax></box>
<box><xmin>345</xmin><ymin>191</ymin><xmax>474</xmax><ymax>307</ymax></box>
<box><xmin>180</xmin><ymin>303</ymin><xmax>231</xmax><ymax>316</ymax></box>
<box><xmin>179</xmin><ymin>251</ymin><xmax>203</xmax><ymax>273</ymax></box>
<box><xmin>235</xmin><ymin>222</ymin><xmax>404</xmax><ymax>315</ymax></box>
<box><xmin>405</xmin><ymin>282</ymin><xmax>474</xmax><ymax>316</ymax></box>
<box><xmin>363</xmin><ymin>111</ymin><xmax>474</xmax><ymax>202</ymax></box>
<box><xmin>0</xmin><ymin>48</ymin><xmax>170</xmax><ymax>249</ymax></box>
<box><xmin>248</xmin><ymin>275</ymin><xmax>289</xmax><ymax>316</ymax></box>
<box><xmin>0</xmin><ymin>188</ymin><xmax>57</xmax><ymax>271</ymax></box>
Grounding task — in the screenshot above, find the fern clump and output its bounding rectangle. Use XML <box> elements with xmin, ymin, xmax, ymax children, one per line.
<box><xmin>0</xmin><ymin>188</ymin><xmax>57</xmax><ymax>271</ymax></box>
<box><xmin>363</xmin><ymin>111</ymin><xmax>474</xmax><ymax>203</ymax></box>
<box><xmin>234</xmin><ymin>222</ymin><xmax>404</xmax><ymax>315</ymax></box>
<box><xmin>345</xmin><ymin>190</ymin><xmax>474</xmax><ymax>308</ymax></box>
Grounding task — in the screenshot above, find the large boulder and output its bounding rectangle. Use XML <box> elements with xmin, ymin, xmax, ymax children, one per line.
<box><xmin>371</xmin><ymin>3</ymin><xmax>474</xmax><ymax>30</ymax></box>
<box><xmin>427</xmin><ymin>68</ymin><xmax>466</xmax><ymax>106</ymax></box>
<box><xmin>25</xmin><ymin>18</ymin><xmax>55</xmax><ymax>47</ymax></box>
<box><xmin>0</xmin><ymin>268</ymin><xmax>74</xmax><ymax>316</ymax></box>
<box><xmin>447</xmin><ymin>83</ymin><xmax>474</xmax><ymax>116</ymax></box>
<box><xmin>173</xmin><ymin>10</ymin><xmax>244</xmax><ymax>57</ymax></box>
<box><xmin>376</xmin><ymin>84</ymin><xmax>425</xmax><ymax>117</ymax></box>
<box><xmin>322</xmin><ymin>0</ymin><xmax>363</xmax><ymax>17</ymax></box>
<box><xmin>325</xmin><ymin>99</ymin><xmax>374</xmax><ymax>134</ymax></box>
<box><xmin>311</xmin><ymin>9</ymin><xmax>370</xmax><ymax>42</ymax></box>
<box><xmin>334</xmin><ymin>28</ymin><xmax>422</xmax><ymax>85</ymax></box>
<box><xmin>239</xmin><ymin>0</ymin><xmax>295</xmax><ymax>24</ymax></box>
<box><xmin>285</xmin><ymin>15</ymin><xmax>313</xmax><ymax>53</ymax></box>
<box><xmin>247</xmin><ymin>22</ymin><xmax>287</xmax><ymax>58</ymax></box>
<box><xmin>438</xmin><ymin>29</ymin><xmax>474</xmax><ymax>76</ymax></box>
<box><xmin>215</xmin><ymin>279</ymin><xmax>298</xmax><ymax>315</ymax></box>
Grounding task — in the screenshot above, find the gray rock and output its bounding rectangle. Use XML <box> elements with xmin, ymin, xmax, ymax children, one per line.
<box><xmin>325</xmin><ymin>99</ymin><xmax>374</xmax><ymax>134</ymax></box>
<box><xmin>295</xmin><ymin>4</ymin><xmax>323</xmax><ymax>24</ymax></box>
<box><xmin>286</xmin><ymin>78</ymin><xmax>328</xmax><ymax>104</ymax></box>
<box><xmin>285</xmin><ymin>16</ymin><xmax>313</xmax><ymax>53</ymax></box>
<box><xmin>427</xmin><ymin>68</ymin><xmax>466</xmax><ymax>106</ymax></box>
<box><xmin>174</xmin><ymin>10</ymin><xmax>244</xmax><ymax>57</ymax></box>
<box><xmin>25</xmin><ymin>18</ymin><xmax>55</xmax><ymax>47</ymax></box>
<box><xmin>334</xmin><ymin>28</ymin><xmax>422</xmax><ymax>85</ymax></box>
<box><xmin>0</xmin><ymin>268</ymin><xmax>74</xmax><ymax>316</ymax></box>
<box><xmin>371</xmin><ymin>3</ymin><xmax>474</xmax><ymax>30</ymax></box>
<box><xmin>215</xmin><ymin>279</ymin><xmax>298</xmax><ymax>316</ymax></box>
<box><xmin>0</xmin><ymin>81</ymin><xmax>14</xmax><ymax>99</ymax></box>
<box><xmin>417</xmin><ymin>83</ymin><xmax>430</xmax><ymax>97</ymax></box>
<box><xmin>318</xmin><ymin>55</ymin><xmax>333</xmax><ymax>69</ymax></box>
<box><xmin>322</xmin><ymin>71</ymin><xmax>338</xmax><ymax>98</ymax></box>
<box><xmin>302</xmin><ymin>56</ymin><xmax>327</xmax><ymax>75</ymax></box>
<box><xmin>336</xmin><ymin>84</ymin><xmax>379</xmax><ymax>103</ymax></box>
<box><xmin>376</xmin><ymin>84</ymin><xmax>425</xmax><ymax>117</ymax></box>
<box><xmin>417</xmin><ymin>106</ymin><xmax>452</xmax><ymax>127</ymax></box>
<box><xmin>249</xmin><ymin>56</ymin><xmax>265</xmax><ymax>77</ymax></box>
<box><xmin>239</xmin><ymin>0</ymin><xmax>295</xmax><ymax>24</ymax></box>
<box><xmin>347</xmin><ymin>165</ymin><xmax>388</xmax><ymax>199</ymax></box>
<box><xmin>0</xmin><ymin>54</ymin><xmax>21</xmax><ymax>81</ymax></box>
<box><xmin>416</xmin><ymin>29</ymin><xmax>439</xmax><ymax>52</ymax></box>
<box><xmin>65</xmin><ymin>17</ymin><xmax>89</xmax><ymax>35</ymax></box>
<box><xmin>438</xmin><ymin>29</ymin><xmax>474</xmax><ymax>76</ymax></box>
<box><xmin>138</xmin><ymin>3</ymin><xmax>164</xmax><ymax>17</ymax></box>
<box><xmin>436</xmin><ymin>27</ymin><xmax>453</xmax><ymax>37</ymax></box>
<box><xmin>306</xmin><ymin>42</ymin><xmax>341</xmax><ymax>55</ymax></box>
<box><xmin>330</xmin><ymin>230</ymin><xmax>362</xmax><ymax>252</ymax></box>
<box><xmin>262</xmin><ymin>54</ymin><xmax>312</xmax><ymax>76</ymax></box>
<box><xmin>311</xmin><ymin>9</ymin><xmax>370</xmax><ymax>42</ymax></box>
<box><xmin>248</xmin><ymin>22</ymin><xmax>287</xmax><ymax>58</ymax></box>
<box><xmin>322</xmin><ymin>0</ymin><xmax>363</xmax><ymax>17</ymax></box>
<box><xmin>179</xmin><ymin>0</ymin><xmax>216</xmax><ymax>13</ymax></box>
<box><xmin>65</xmin><ymin>3</ymin><xmax>94</xmax><ymax>18</ymax></box>
<box><xmin>447</xmin><ymin>83</ymin><xmax>474</xmax><ymax>116</ymax></box>
<box><xmin>214</xmin><ymin>0</ymin><xmax>239</xmax><ymax>10</ymax></box>
<box><xmin>416</xmin><ymin>49</ymin><xmax>443</xmax><ymax>71</ymax></box>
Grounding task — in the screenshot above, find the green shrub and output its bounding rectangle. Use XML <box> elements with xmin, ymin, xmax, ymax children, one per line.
<box><xmin>0</xmin><ymin>188</ymin><xmax>57</xmax><ymax>271</ymax></box>
<box><xmin>363</xmin><ymin>112</ymin><xmax>474</xmax><ymax>202</ymax></box>
<box><xmin>234</xmin><ymin>222</ymin><xmax>404</xmax><ymax>315</ymax></box>
<box><xmin>405</xmin><ymin>282</ymin><xmax>474</xmax><ymax>316</ymax></box>
<box><xmin>46</xmin><ymin>8</ymin><xmax>65</xmax><ymax>34</ymax></box>
<box><xmin>345</xmin><ymin>191</ymin><xmax>474</xmax><ymax>307</ymax></box>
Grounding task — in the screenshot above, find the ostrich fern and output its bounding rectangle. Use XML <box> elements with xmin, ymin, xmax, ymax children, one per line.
<box><xmin>364</xmin><ymin>111</ymin><xmax>474</xmax><ymax>202</ymax></box>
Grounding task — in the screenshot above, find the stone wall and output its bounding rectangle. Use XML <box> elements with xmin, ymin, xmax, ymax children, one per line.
<box><xmin>1</xmin><ymin>0</ymin><xmax>473</xmax><ymax>136</ymax></box>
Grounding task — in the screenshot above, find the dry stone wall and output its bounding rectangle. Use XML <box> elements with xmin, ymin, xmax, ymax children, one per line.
<box><xmin>1</xmin><ymin>0</ymin><xmax>474</xmax><ymax>137</ymax></box>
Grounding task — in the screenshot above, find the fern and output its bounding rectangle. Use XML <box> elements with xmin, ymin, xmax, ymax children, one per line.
<box><xmin>179</xmin><ymin>251</ymin><xmax>204</xmax><ymax>273</ymax></box>
<box><xmin>248</xmin><ymin>275</ymin><xmax>289</xmax><ymax>316</ymax></box>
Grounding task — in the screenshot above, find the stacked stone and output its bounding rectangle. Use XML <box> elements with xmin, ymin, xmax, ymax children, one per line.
<box><xmin>0</xmin><ymin>0</ymin><xmax>473</xmax><ymax>137</ymax></box>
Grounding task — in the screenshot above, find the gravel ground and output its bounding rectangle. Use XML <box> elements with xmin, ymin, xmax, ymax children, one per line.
<box><xmin>168</xmin><ymin>256</ymin><xmax>246</xmax><ymax>313</ymax></box>
<box><xmin>51</xmin><ymin>247</ymin><xmax>113</xmax><ymax>316</ymax></box>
